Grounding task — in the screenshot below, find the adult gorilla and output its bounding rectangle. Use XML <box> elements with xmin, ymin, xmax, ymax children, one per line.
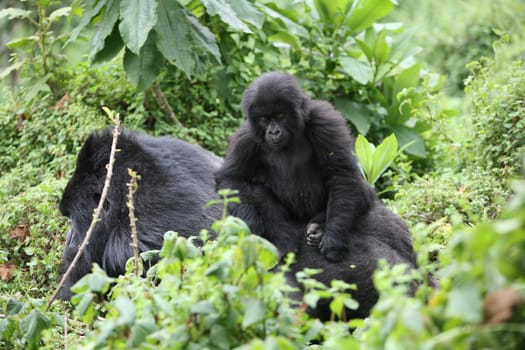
<box><xmin>215</xmin><ymin>72</ymin><xmax>416</xmax><ymax>318</ymax></box>
<box><xmin>58</xmin><ymin>128</ymin><xmax>222</xmax><ymax>300</ymax></box>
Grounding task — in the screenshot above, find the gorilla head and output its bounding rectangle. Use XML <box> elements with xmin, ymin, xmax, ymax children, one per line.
<box><xmin>242</xmin><ymin>72</ymin><xmax>308</xmax><ymax>150</ymax></box>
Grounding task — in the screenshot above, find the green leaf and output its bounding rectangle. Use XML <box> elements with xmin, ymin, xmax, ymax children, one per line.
<box><xmin>355</xmin><ymin>134</ymin><xmax>374</xmax><ymax>182</ymax></box>
<box><xmin>91</xmin><ymin>23</ymin><xmax>125</xmax><ymax>64</ymax></box>
<box><xmin>6</xmin><ymin>298</ymin><xmax>24</xmax><ymax>316</ymax></box>
<box><xmin>187</xmin><ymin>14</ymin><xmax>221</xmax><ymax>63</ymax></box>
<box><xmin>129</xmin><ymin>319</ymin><xmax>156</xmax><ymax>346</ymax></box>
<box><xmin>21</xmin><ymin>309</ymin><xmax>51</xmax><ymax>350</ymax></box>
<box><xmin>269</xmin><ymin>31</ymin><xmax>301</xmax><ymax>51</ymax></box>
<box><xmin>373</xmin><ymin>30</ymin><xmax>391</xmax><ymax>65</ymax></box>
<box><xmin>191</xmin><ymin>300</ymin><xmax>217</xmax><ymax>314</ymax></box>
<box><xmin>346</xmin><ymin>0</ymin><xmax>396</xmax><ymax>34</ymax></box>
<box><xmin>334</xmin><ymin>98</ymin><xmax>372</xmax><ymax>135</ymax></box>
<box><xmin>155</xmin><ymin>0</ymin><xmax>193</xmax><ymax>76</ymax></box>
<box><xmin>389</xmin><ymin>124</ymin><xmax>426</xmax><ymax>157</ymax></box>
<box><xmin>119</xmin><ymin>0</ymin><xmax>158</xmax><ymax>54</ymax></box>
<box><xmin>340</xmin><ymin>56</ymin><xmax>372</xmax><ymax>84</ymax></box>
<box><xmin>48</xmin><ymin>7</ymin><xmax>71</xmax><ymax>23</ymax></box>
<box><xmin>65</xmin><ymin>0</ymin><xmax>106</xmax><ymax>47</ymax></box>
<box><xmin>370</xmin><ymin>133</ymin><xmax>397</xmax><ymax>185</ymax></box>
<box><xmin>89</xmin><ymin>0</ymin><xmax>121</xmax><ymax>63</ymax></box>
<box><xmin>201</xmin><ymin>0</ymin><xmax>252</xmax><ymax>33</ymax></box>
<box><xmin>261</xmin><ymin>5</ymin><xmax>309</xmax><ymax>38</ymax></box>
<box><xmin>393</xmin><ymin>63</ymin><xmax>421</xmax><ymax>97</ymax></box>
<box><xmin>242</xmin><ymin>298</ymin><xmax>266</xmax><ymax>328</ymax></box>
<box><xmin>445</xmin><ymin>283</ymin><xmax>483</xmax><ymax>323</ymax></box>
<box><xmin>241</xmin><ymin>236</ymin><xmax>258</xmax><ymax>268</ymax></box>
<box><xmin>228</xmin><ymin>0</ymin><xmax>264</xmax><ymax>29</ymax></box>
<box><xmin>123</xmin><ymin>34</ymin><xmax>163</xmax><ymax>90</ymax></box>
<box><xmin>355</xmin><ymin>38</ymin><xmax>374</xmax><ymax>62</ymax></box>
<box><xmin>6</xmin><ymin>36</ymin><xmax>39</xmax><ymax>49</ymax></box>
<box><xmin>313</xmin><ymin>0</ymin><xmax>354</xmax><ymax>27</ymax></box>
<box><xmin>115</xmin><ymin>296</ymin><xmax>137</xmax><ymax>326</ymax></box>
<box><xmin>0</xmin><ymin>8</ymin><xmax>32</xmax><ymax>20</ymax></box>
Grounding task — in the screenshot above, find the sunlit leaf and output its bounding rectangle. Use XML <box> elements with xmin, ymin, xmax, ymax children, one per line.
<box><xmin>346</xmin><ymin>0</ymin><xmax>396</xmax><ymax>34</ymax></box>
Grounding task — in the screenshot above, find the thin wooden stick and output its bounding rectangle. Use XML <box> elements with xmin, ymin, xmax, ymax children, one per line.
<box><xmin>126</xmin><ymin>169</ymin><xmax>141</xmax><ymax>276</ymax></box>
<box><xmin>47</xmin><ymin>112</ymin><xmax>121</xmax><ymax>311</ymax></box>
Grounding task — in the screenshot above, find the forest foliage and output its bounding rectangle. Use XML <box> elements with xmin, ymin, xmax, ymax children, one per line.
<box><xmin>0</xmin><ymin>0</ymin><xmax>524</xmax><ymax>349</ymax></box>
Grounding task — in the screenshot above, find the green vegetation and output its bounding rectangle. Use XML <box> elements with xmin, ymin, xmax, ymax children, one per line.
<box><xmin>1</xmin><ymin>0</ymin><xmax>524</xmax><ymax>348</ymax></box>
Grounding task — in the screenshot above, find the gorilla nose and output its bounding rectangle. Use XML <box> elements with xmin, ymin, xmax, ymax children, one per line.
<box><xmin>268</xmin><ymin>128</ymin><xmax>281</xmax><ymax>137</ymax></box>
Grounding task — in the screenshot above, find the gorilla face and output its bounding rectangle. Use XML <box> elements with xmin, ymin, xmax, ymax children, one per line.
<box><xmin>243</xmin><ymin>72</ymin><xmax>308</xmax><ymax>151</ymax></box>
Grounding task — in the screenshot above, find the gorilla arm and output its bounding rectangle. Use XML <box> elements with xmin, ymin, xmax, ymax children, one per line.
<box><xmin>215</xmin><ymin>126</ymin><xmax>302</xmax><ymax>256</ymax></box>
<box><xmin>305</xmin><ymin>100</ymin><xmax>377</xmax><ymax>261</ymax></box>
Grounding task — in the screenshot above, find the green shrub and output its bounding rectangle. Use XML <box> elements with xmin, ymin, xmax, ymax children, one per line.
<box><xmin>392</xmin><ymin>167</ymin><xmax>507</xmax><ymax>229</ymax></box>
<box><xmin>357</xmin><ymin>179</ymin><xmax>525</xmax><ymax>349</ymax></box>
<box><xmin>465</xmin><ymin>58</ymin><xmax>525</xmax><ymax>179</ymax></box>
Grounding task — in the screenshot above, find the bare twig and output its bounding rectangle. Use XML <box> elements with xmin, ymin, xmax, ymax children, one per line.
<box><xmin>152</xmin><ymin>82</ymin><xmax>191</xmax><ymax>141</ymax></box>
<box><xmin>127</xmin><ymin>169</ymin><xmax>141</xmax><ymax>276</ymax></box>
<box><xmin>152</xmin><ymin>82</ymin><xmax>183</xmax><ymax>127</ymax></box>
<box><xmin>47</xmin><ymin>110</ymin><xmax>121</xmax><ymax>311</ymax></box>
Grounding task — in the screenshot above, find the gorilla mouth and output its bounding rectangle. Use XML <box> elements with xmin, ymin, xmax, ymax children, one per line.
<box><xmin>268</xmin><ymin>137</ymin><xmax>286</xmax><ymax>149</ymax></box>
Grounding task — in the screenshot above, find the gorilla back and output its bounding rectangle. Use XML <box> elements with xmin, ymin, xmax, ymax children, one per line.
<box><xmin>58</xmin><ymin>128</ymin><xmax>222</xmax><ymax>300</ymax></box>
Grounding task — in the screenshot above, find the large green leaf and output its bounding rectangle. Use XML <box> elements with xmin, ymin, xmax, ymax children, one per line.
<box><xmin>187</xmin><ymin>14</ymin><xmax>221</xmax><ymax>63</ymax></box>
<box><xmin>155</xmin><ymin>0</ymin><xmax>194</xmax><ymax>75</ymax></box>
<box><xmin>334</xmin><ymin>98</ymin><xmax>372</xmax><ymax>135</ymax></box>
<box><xmin>119</xmin><ymin>0</ymin><xmax>158</xmax><ymax>54</ymax></box>
<box><xmin>89</xmin><ymin>0</ymin><xmax>120</xmax><ymax>62</ymax></box>
<box><xmin>389</xmin><ymin>124</ymin><xmax>426</xmax><ymax>158</ymax></box>
<box><xmin>346</xmin><ymin>0</ymin><xmax>396</xmax><ymax>34</ymax></box>
<box><xmin>123</xmin><ymin>34</ymin><xmax>164</xmax><ymax>90</ymax></box>
<box><xmin>201</xmin><ymin>0</ymin><xmax>249</xmax><ymax>32</ymax></box>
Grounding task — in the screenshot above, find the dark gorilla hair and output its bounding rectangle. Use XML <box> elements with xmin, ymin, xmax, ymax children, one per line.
<box><xmin>215</xmin><ymin>72</ymin><xmax>416</xmax><ymax>319</ymax></box>
<box><xmin>58</xmin><ymin>128</ymin><xmax>222</xmax><ymax>300</ymax></box>
<box><xmin>216</xmin><ymin>72</ymin><xmax>379</xmax><ymax>262</ymax></box>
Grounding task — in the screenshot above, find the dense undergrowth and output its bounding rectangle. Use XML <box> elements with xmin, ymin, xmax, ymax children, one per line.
<box><xmin>1</xmin><ymin>0</ymin><xmax>524</xmax><ymax>348</ymax></box>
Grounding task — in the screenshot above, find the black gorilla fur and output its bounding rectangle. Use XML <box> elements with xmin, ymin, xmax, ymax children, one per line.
<box><xmin>58</xmin><ymin>128</ymin><xmax>222</xmax><ymax>300</ymax></box>
<box><xmin>215</xmin><ymin>72</ymin><xmax>416</xmax><ymax>318</ymax></box>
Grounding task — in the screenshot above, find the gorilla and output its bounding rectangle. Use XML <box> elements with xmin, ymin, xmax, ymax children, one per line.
<box><xmin>215</xmin><ymin>72</ymin><xmax>416</xmax><ymax>319</ymax></box>
<box><xmin>58</xmin><ymin>128</ymin><xmax>222</xmax><ymax>300</ymax></box>
<box><xmin>216</xmin><ymin>72</ymin><xmax>388</xmax><ymax>261</ymax></box>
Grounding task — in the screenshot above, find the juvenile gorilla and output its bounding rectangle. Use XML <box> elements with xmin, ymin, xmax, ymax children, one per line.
<box><xmin>215</xmin><ymin>72</ymin><xmax>416</xmax><ymax>319</ymax></box>
<box><xmin>215</xmin><ymin>72</ymin><xmax>378</xmax><ymax>261</ymax></box>
<box><xmin>58</xmin><ymin>128</ymin><xmax>222</xmax><ymax>300</ymax></box>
